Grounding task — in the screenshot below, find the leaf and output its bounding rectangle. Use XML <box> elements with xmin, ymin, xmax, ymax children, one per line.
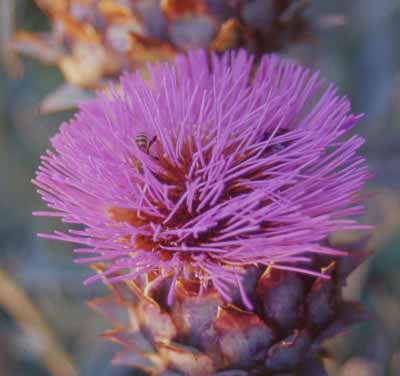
<box><xmin>11</xmin><ymin>31</ymin><xmax>63</xmax><ymax>64</ymax></box>
<box><xmin>40</xmin><ymin>84</ymin><xmax>95</xmax><ymax>114</ymax></box>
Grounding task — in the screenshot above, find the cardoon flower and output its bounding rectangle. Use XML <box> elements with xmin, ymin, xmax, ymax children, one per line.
<box><xmin>34</xmin><ymin>50</ymin><xmax>370</xmax><ymax>375</ymax></box>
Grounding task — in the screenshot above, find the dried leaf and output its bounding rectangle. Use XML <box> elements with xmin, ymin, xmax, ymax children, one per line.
<box><xmin>98</xmin><ymin>0</ymin><xmax>133</xmax><ymax>21</ymax></box>
<box><xmin>87</xmin><ymin>295</ymin><xmax>130</xmax><ymax>327</ymax></box>
<box><xmin>59</xmin><ymin>42</ymin><xmax>111</xmax><ymax>87</ymax></box>
<box><xmin>11</xmin><ymin>31</ymin><xmax>63</xmax><ymax>64</ymax></box>
<box><xmin>40</xmin><ymin>84</ymin><xmax>95</xmax><ymax>114</ymax></box>
<box><xmin>170</xmin><ymin>15</ymin><xmax>216</xmax><ymax>49</ymax></box>
<box><xmin>161</xmin><ymin>0</ymin><xmax>206</xmax><ymax>21</ymax></box>
<box><xmin>103</xmin><ymin>327</ymin><xmax>153</xmax><ymax>353</ymax></box>
<box><xmin>128</xmin><ymin>34</ymin><xmax>176</xmax><ymax>65</ymax></box>
<box><xmin>112</xmin><ymin>350</ymin><xmax>158</xmax><ymax>371</ymax></box>
<box><xmin>35</xmin><ymin>0</ymin><xmax>68</xmax><ymax>14</ymax></box>
<box><xmin>210</xmin><ymin>19</ymin><xmax>243</xmax><ymax>52</ymax></box>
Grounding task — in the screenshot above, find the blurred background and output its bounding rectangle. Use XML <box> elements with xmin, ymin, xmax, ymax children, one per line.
<box><xmin>1</xmin><ymin>1</ymin><xmax>400</xmax><ymax>375</ymax></box>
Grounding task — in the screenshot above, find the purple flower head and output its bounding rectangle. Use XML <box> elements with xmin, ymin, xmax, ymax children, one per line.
<box><xmin>34</xmin><ymin>50</ymin><xmax>370</xmax><ymax>307</ymax></box>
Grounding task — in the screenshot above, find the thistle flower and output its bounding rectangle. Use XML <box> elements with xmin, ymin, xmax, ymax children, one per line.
<box><xmin>34</xmin><ymin>50</ymin><xmax>370</xmax><ymax>374</ymax></box>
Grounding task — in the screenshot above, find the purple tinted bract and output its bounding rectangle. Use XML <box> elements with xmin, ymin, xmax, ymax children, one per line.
<box><xmin>33</xmin><ymin>50</ymin><xmax>370</xmax><ymax>304</ymax></box>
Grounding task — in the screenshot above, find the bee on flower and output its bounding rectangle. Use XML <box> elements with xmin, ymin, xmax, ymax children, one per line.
<box><xmin>134</xmin><ymin>132</ymin><xmax>157</xmax><ymax>154</ymax></box>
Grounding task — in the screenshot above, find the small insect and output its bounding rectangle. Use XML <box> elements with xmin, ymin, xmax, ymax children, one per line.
<box><xmin>134</xmin><ymin>132</ymin><xmax>157</xmax><ymax>154</ymax></box>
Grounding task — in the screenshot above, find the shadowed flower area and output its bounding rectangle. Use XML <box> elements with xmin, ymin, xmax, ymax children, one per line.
<box><xmin>33</xmin><ymin>50</ymin><xmax>369</xmax><ymax>309</ymax></box>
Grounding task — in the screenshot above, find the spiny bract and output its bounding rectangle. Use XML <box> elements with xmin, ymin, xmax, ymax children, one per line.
<box><xmin>88</xmin><ymin>243</ymin><xmax>369</xmax><ymax>375</ymax></box>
